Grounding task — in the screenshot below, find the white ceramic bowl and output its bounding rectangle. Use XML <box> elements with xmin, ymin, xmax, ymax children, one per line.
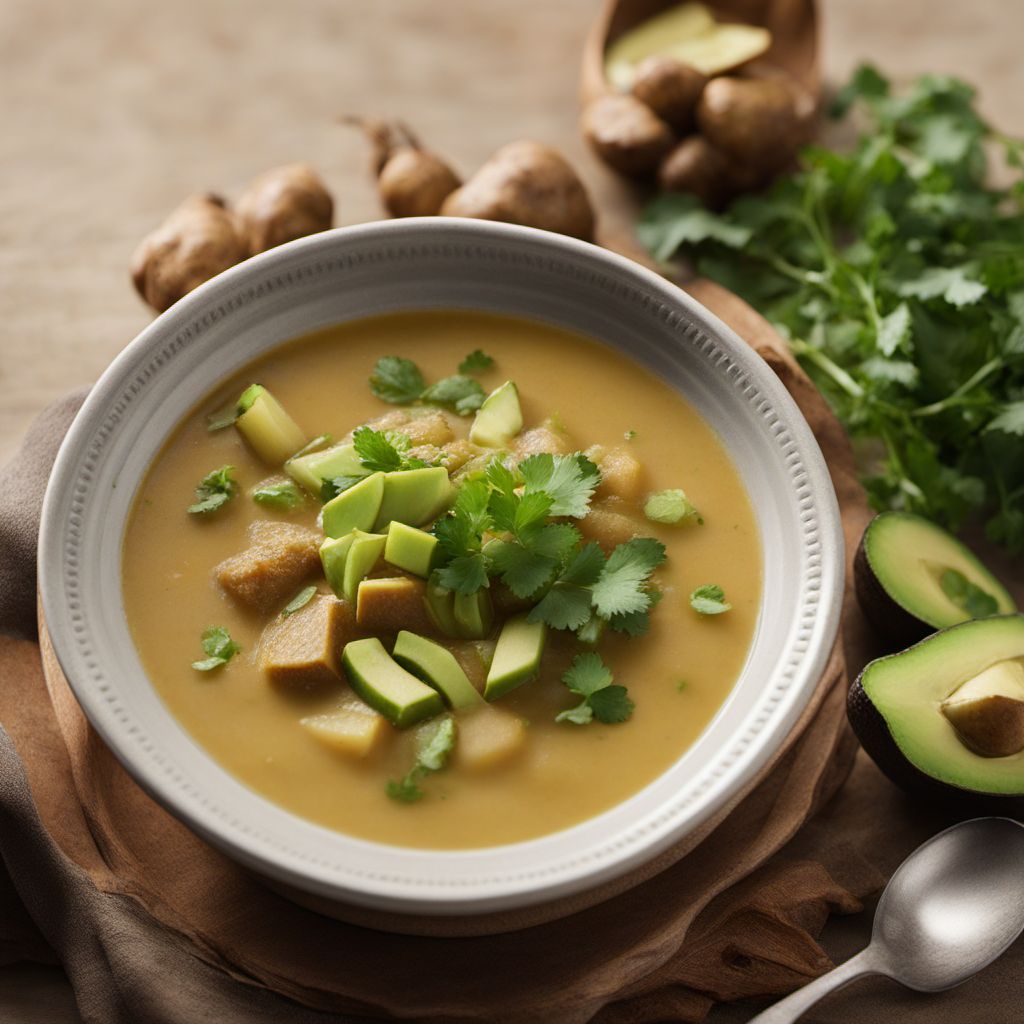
<box><xmin>40</xmin><ymin>218</ymin><xmax>842</xmax><ymax>923</ymax></box>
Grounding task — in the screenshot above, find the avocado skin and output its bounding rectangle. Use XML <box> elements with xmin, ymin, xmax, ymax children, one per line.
<box><xmin>853</xmin><ymin>533</ymin><xmax>933</xmax><ymax>649</ymax></box>
<box><xmin>847</xmin><ymin>668</ymin><xmax>1024</xmax><ymax>816</ymax></box>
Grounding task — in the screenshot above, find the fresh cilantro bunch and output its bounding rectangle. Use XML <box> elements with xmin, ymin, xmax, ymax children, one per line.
<box><xmin>431</xmin><ymin>454</ymin><xmax>666</xmax><ymax>638</ymax></box>
<box><xmin>638</xmin><ymin>66</ymin><xmax>1024</xmax><ymax>552</ymax></box>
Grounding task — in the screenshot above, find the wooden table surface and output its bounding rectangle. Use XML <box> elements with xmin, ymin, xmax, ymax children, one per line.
<box><xmin>2</xmin><ymin>0</ymin><xmax>1022</xmax><ymax>1020</ymax></box>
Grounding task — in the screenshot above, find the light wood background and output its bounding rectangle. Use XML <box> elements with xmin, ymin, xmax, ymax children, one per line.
<box><xmin>2</xmin><ymin>0</ymin><xmax>1022</xmax><ymax>1019</ymax></box>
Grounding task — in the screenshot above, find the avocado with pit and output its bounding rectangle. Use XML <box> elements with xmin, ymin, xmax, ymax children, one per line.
<box><xmin>321</xmin><ymin>472</ymin><xmax>385</xmax><ymax>538</ymax></box>
<box><xmin>392</xmin><ymin>630</ymin><xmax>484</xmax><ymax>709</ymax></box>
<box><xmin>484</xmin><ymin>613</ymin><xmax>546</xmax><ymax>700</ymax></box>
<box><xmin>287</xmin><ymin>442</ymin><xmax>365</xmax><ymax>496</ymax></box>
<box><xmin>453</xmin><ymin>588</ymin><xmax>494</xmax><ymax>640</ymax></box>
<box><xmin>469</xmin><ymin>381</ymin><xmax>523</xmax><ymax>448</ymax></box>
<box><xmin>848</xmin><ymin>614</ymin><xmax>1024</xmax><ymax>812</ymax></box>
<box><xmin>384</xmin><ymin>522</ymin><xmax>439</xmax><ymax>578</ymax></box>
<box><xmin>855</xmin><ymin>512</ymin><xmax>1016</xmax><ymax>646</ymax></box>
<box><xmin>374</xmin><ymin>467</ymin><xmax>453</xmax><ymax>531</ymax></box>
<box><xmin>341</xmin><ymin>637</ymin><xmax>444</xmax><ymax>728</ymax></box>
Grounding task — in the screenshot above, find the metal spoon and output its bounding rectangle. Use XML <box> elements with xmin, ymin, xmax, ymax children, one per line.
<box><xmin>747</xmin><ymin>816</ymin><xmax>1024</xmax><ymax>1023</ymax></box>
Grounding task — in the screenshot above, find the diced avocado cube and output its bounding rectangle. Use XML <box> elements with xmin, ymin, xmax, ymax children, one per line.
<box><xmin>300</xmin><ymin>697</ymin><xmax>389</xmax><ymax>758</ymax></box>
<box><xmin>235</xmin><ymin>385</ymin><xmax>307</xmax><ymax>465</ymax></box>
<box><xmin>384</xmin><ymin>522</ymin><xmax>439</xmax><ymax>578</ymax></box>
<box><xmin>321</xmin><ymin>472</ymin><xmax>385</xmax><ymax>538</ymax></box>
<box><xmin>258</xmin><ymin>594</ymin><xmax>354</xmax><ymax>688</ymax></box>
<box><xmin>453</xmin><ymin>588</ymin><xmax>494</xmax><ymax>640</ymax></box>
<box><xmin>374</xmin><ymin>467</ymin><xmax>453</xmax><ymax>531</ymax></box>
<box><xmin>341</xmin><ymin>637</ymin><xmax>444</xmax><ymax>728</ymax></box>
<box><xmin>392</xmin><ymin>631</ymin><xmax>484</xmax><ymax>709</ymax></box>
<box><xmin>425</xmin><ymin>573</ymin><xmax>460</xmax><ymax>637</ymax></box>
<box><xmin>287</xmin><ymin>442</ymin><xmax>365</xmax><ymax>496</ymax></box>
<box><xmin>344</xmin><ymin>530</ymin><xmax>387</xmax><ymax>601</ymax></box>
<box><xmin>319</xmin><ymin>533</ymin><xmax>357</xmax><ymax>598</ymax></box>
<box><xmin>356</xmin><ymin>576</ymin><xmax>435</xmax><ymax>635</ymax></box>
<box><xmin>484</xmin><ymin>613</ymin><xmax>546</xmax><ymax>700</ymax></box>
<box><xmin>469</xmin><ymin>381</ymin><xmax>522</xmax><ymax>448</ymax></box>
<box><xmin>455</xmin><ymin>705</ymin><xmax>526</xmax><ymax>771</ymax></box>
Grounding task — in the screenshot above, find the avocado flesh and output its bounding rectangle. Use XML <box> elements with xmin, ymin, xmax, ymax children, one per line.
<box><xmin>321</xmin><ymin>472</ymin><xmax>385</xmax><ymax>538</ymax></box>
<box><xmin>374</xmin><ymin>468</ymin><xmax>453</xmax><ymax>532</ymax></box>
<box><xmin>341</xmin><ymin>637</ymin><xmax>444</xmax><ymax>728</ymax></box>
<box><xmin>941</xmin><ymin>661</ymin><xmax>1024</xmax><ymax>758</ymax></box>
<box><xmin>469</xmin><ymin>381</ymin><xmax>523</xmax><ymax>448</ymax></box>
<box><xmin>453</xmin><ymin>589</ymin><xmax>494</xmax><ymax>640</ymax></box>
<box><xmin>857</xmin><ymin>512</ymin><xmax>1016</xmax><ymax>644</ymax></box>
<box><xmin>392</xmin><ymin>630</ymin><xmax>484</xmax><ymax>709</ymax></box>
<box><xmin>319</xmin><ymin>533</ymin><xmax>357</xmax><ymax>598</ymax></box>
<box><xmin>384</xmin><ymin>522</ymin><xmax>439</xmax><ymax>578</ymax></box>
<box><xmin>235</xmin><ymin>386</ymin><xmax>307</xmax><ymax>466</ymax></box>
<box><xmin>424</xmin><ymin>574</ymin><xmax>460</xmax><ymax>637</ymax></box>
<box><xmin>857</xmin><ymin>615</ymin><xmax>1024</xmax><ymax>796</ymax></box>
<box><xmin>485</xmin><ymin>613</ymin><xmax>546</xmax><ymax>700</ymax></box>
<box><xmin>287</xmin><ymin>443</ymin><xmax>365</xmax><ymax>495</ymax></box>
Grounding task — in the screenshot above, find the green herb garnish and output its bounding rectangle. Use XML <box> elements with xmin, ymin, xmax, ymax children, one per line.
<box><xmin>386</xmin><ymin>716</ymin><xmax>456</xmax><ymax>803</ymax></box>
<box><xmin>187</xmin><ymin>466</ymin><xmax>237</xmax><ymax>515</ymax></box>
<box><xmin>556</xmin><ymin>652</ymin><xmax>634</xmax><ymax>725</ymax></box>
<box><xmin>289</xmin><ymin>433</ymin><xmax>333</xmax><ymax>459</ymax></box>
<box><xmin>939</xmin><ymin>568</ymin><xmax>999</xmax><ymax>618</ymax></box>
<box><xmin>281</xmin><ymin>585</ymin><xmax>317</xmax><ymax>618</ymax></box>
<box><xmin>252</xmin><ymin>480</ymin><xmax>304</xmax><ymax>510</ymax></box>
<box><xmin>637</xmin><ymin>66</ymin><xmax>1024</xmax><ymax>552</ymax></box>
<box><xmin>459</xmin><ymin>349</ymin><xmax>495</xmax><ymax>374</ymax></box>
<box><xmin>690</xmin><ymin>584</ymin><xmax>732</xmax><ymax>615</ymax></box>
<box><xmin>351</xmin><ymin>427</ymin><xmax>434</xmax><ymax>473</ymax></box>
<box><xmin>370</xmin><ymin>356</ymin><xmax>426</xmax><ymax>404</ymax></box>
<box><xmin>191</xmin><ymin>626</ymin><xmax>241</xmax><ymax>671</ymax></box>
<box><xmin>644</xmin><ymin>489</ymin><xmax>703</xmax><ymax>526</ymax></box>
<box><xmin>421</xmin><ymin>375</ymin><xmax>486</xmax><ymax>415</ymax></box>
<box><xmin>624</xmin><ymin>429</ymin><xmax>637</xmax><ymax>441</ymax></box>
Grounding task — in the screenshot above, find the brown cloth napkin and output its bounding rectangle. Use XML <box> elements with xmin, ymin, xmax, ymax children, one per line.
<box><xmin>0</xmin><ymin>290</ymin><xmax>1016</xmax><ymax>1023</ymax></box>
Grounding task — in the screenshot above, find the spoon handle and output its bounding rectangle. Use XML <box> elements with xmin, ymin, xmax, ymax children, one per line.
<box><xmin>744</xmin><ymin>949</ymin><xmax>883</xmax><ymax>1024</ymax></box>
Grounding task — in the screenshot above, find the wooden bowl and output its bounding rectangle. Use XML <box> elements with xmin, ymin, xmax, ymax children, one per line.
<box><xmin>581</xmin><ymin>0</ymin><xmax>821</xmax><ymax>106</ymax></box>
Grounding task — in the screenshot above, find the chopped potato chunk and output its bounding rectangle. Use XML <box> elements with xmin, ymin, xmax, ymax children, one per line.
<box><xmin>455</xmin><ymin>705</ymin><xmax>526</xmax><ymax>772</ymax></box>
<box><xmin>513</xmin><ymin>423</ymin><xmax>572</xmax><ymax>459</ymax></box>
<box><xmin>355</xmin><ymin>576</ymin><xmax>435</xmax><ymax>635</ymax></box>
<box><xmin>258</xmin><ymin>594</ymin><xmax>355</xmax><ymax>687</ymax></box>
<box><xmin>579</xmin><ymin>502</ymin><xmax>640</xmax><ymax>551</ymax></box>
<box><xmin>350</xmin><ymin>409</ymin><xmax>455</xmax><ymax>447</ymax></box>
<box><xmin>215</xmin><ymin>521</ymin><xmax>321</xmax><ymax>612</ymax></box>
<box><xmin>301</xmin><ymin>696</ymin><xmax>389</xmax><ymax>757</ymax></box>
<box><xmin>591</xmin><ymin>445</ymin><xmax>644</xmax><ymax>502</ymax></box>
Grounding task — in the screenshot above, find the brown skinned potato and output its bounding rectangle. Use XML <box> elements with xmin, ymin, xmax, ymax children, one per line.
<box><xmin>631</xmin><ymin>56</ymin><xmax>707</xmax><ymax>133</ymax></box>
<box><xmin>657</xmin><ymin>136</ymin><xmax>734</xmax><ymax>206</ymax></box>
<box><xmin>582</xmin><ymin>94</ymin><xmax>674</xmax><ymax>176</ymax></box>
<box><xmin>130</xmin><ymin>194</ymin><xmax>247</xmax><ymax>313</ymax></box>
<box><xmin>235</xmin><ymin>163</ymin><xmax>333</xmax><ymax>255</ymax></box>
<box><xmin>696</xmin><ymin>77</ymin><xmax>802</xmax><ymax>171</ymax></box>
<box><xmin>441</xmin><ymin>141</ymin><xmax>595</xmax><ymax>240</ymax></box>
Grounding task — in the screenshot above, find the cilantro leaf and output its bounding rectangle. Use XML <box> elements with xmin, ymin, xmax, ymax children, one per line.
<box><xmin>690</xmin><ymin>584</ymin><xmax>732</xmax><ymax>615</ymax></box>
<box><xmin>351</xmin><ymin>427</ymin><xmax>431</xmax><ymax>473</ymax></box>
<box><xmin>252</xmin><ymin>480</ymin><xmax>303</xmax><ymax>510</ymax></box>
<box><xmin>370</xmin><ymin>356</ymin><xmax>426</xmax><ymax>404</ymax></box>
<box><xmin>191</xmin><ymin>626</ymin><xmax>240</xmax><ymax>671</ymax></box>
<box><xmin>528</xmin><ymin>583</ymin><xmax>594</xmax><ymax>631</ymax></box>
<box><xmin>591</xmin><ymin>538</ymin><xmax>666</xmax><ymax>618</ymax></box>
<box><xmin>437</xmin><ymin>553</ymin><xmax>490</xmax><ymax>595</ymax></box>
<box><xmin>421</xmin><ymin>375</ymin><xmax>486</xmax><ymax>415</ymax></box>
<box><xmin>519</xmin><ymin>453</ymin><xmax>601</xmax><ymax>518</ymax></box>
<box><xmin>187</xmin><ymin>466</ymin><xmax>237</xmax><ymax>515</ymax></box>
<box><xmin>386</xmin><ymin>716</ymin><xmax>456</xmax><ymax>803</ymax></box>
<box><xmin>320</xmin><ymin>475</ymin><xmax>366</xmax><ymax>502</ymax></box>
<box><xmin>643</xmin><ymin>489</ymin><xmax>703</xmax><ymax>526</ymax></box>
<box><xmin>486</xmin><ymin>540</ymin><xmax>558</xmax><ymax>599</ymax></box>
<box><xmin>555</xmin><ymin>653</ymin><xmax>633</xmax><ymax>725</ymax></box>
<box><xmin>281</xmin><ymin>585</ymin><xmax>317</xmax><ymax>618</ymax></box>
<box><xmin>459</xmin><ymin>349</ymin><xmax>495</xmax><ymax>374</ymax></box>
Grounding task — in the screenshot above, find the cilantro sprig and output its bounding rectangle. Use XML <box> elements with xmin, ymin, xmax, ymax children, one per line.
<box><xmin>187</xmin><ymin>466</ymin><xmax>237</xmax><ymax>515</ymax></box>
<box><xmin>690</xmin><ymin>584</ymin><xmax>731</xmax><ymax>615</ymax></box>
<box><xmin>386</xmin><ymin>716</ymin><xmax>456</xmax><ymax>803</ymax></box>
<box><xmin>638</xmin><ymin>66</ymin><xmax>1024</xmax><ymax>552</ymax></box>
<box><xmin>191</xmin><ymin>626</ymin><xmax>241</xmax><ymax>672</ymax></box>
<box><xmin>556</xmin><ymin>652</ymin><xmax>634</xmax><ymax>725</ymax></box>
<box><xmin>459</xmin><ymin>349</ymin><xmax>495</xmax><ymax>374</ymax></box>
<box><xmin>252</xmin><ymin>479</ymin><xmax>303</xmax><ymax>510</ymax></box>
<box><xmin>370</xmin><ymin>355</ymin><xmax>489</xmax><ymax>416</ymax></box>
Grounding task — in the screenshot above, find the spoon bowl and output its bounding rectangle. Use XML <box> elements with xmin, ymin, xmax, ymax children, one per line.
<box><xmin>873</xmin><ymin>816</ymin><xmax>1024</xmax><ymax>991</ymax></box>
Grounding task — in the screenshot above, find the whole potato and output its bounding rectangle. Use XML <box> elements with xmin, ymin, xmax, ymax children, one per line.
<box><xmin>631</xmin><ymin>56</ymin><xmax>707</xmax><ymax>133</ymax></box>
<box><xmin>440</xmin><ymin>141</ymin><xmax>594</xmax><ymax>240</ymax></box>
<box><xmin>235</xmin><ymin>163</ymin><xmax>333</xmax><ymax>254</ymax></box>
<box><xmin>657</xmin><ymin>136</ymin><xmax>735</xmax><ymax>207</ymax></box>
<box><xmin>379</xmin><ymin>146</ymin><xmax>460</xmax><ymax>217</ymax></box>
<box><xmin>130</xmin><ymin>194</ymin><xmax>247</xmax><ymax>313</ymax></box>
<box><xmin>696</xmin><ymin>77</ymin><xmax>802</xmax><ymax>171</ymax></box>
<box><xmin>582</xmin><ymin>94</ymin><xmax>674</xmax><ymax>176</ymax></box>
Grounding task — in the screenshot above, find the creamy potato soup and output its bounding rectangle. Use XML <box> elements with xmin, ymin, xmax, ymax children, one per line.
<box><xmin>122</xmin><ymin>311</ymin><xmax>761</xmax><ymax>848</ymax></box>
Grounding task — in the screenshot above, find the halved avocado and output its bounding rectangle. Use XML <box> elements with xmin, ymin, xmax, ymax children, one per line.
<box><xmin>855</xmin><ymin>512</ymin><xmax>1016</xmax><ymax>646</ymax></box>
<box><xmin>848</xmin><ymin>614</ymin><xmax>1024</xmax><ymax>812</ymax></box>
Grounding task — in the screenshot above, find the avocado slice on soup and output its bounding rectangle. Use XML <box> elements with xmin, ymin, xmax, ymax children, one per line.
<box><xmin>342</xmin><ymin>637</ymin><xmax>444</xmax><ymax>728</ymax></box>
<box><xmin>855</xmin><ymin>512</ymin><xmax>1016</xmax><ymax>646</ymax></box>
<box><xmin>848</xmin><ymin>614</ymin><xmax>1024</xmax><ymax>813</ymax></box>
<box><xmin>392</xmin><ymin>630</ymin><xmax>484</xmax><ymax>709</ymax></box>
<box><xmin>485</xmin><ymin>613</ymin><xmax>547</xmax><ymax>700</ymax></box>
<box><xmin>469</xmin><ymin>381</ymin><xmax>523</xmax><ymax>448</ymax></box>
